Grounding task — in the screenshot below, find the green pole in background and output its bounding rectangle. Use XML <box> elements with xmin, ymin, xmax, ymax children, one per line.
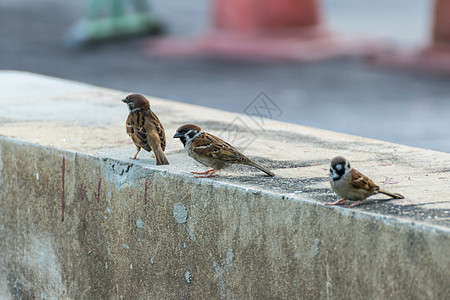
<box><xmin>66</xmin><ymin>0</ymin><xmax>164</xmax><ymax>46</ymax></box>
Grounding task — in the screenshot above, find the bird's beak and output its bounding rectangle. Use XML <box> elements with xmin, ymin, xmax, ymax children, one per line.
<box><xmin>173</xmin><ymin>132</ymin><xmax>184</xmax><ymax>138</ymax></box>
<box><xmin>121</xmin><ymin>99</ymin><xmax>127</xmax><ymax>103</ymax></box>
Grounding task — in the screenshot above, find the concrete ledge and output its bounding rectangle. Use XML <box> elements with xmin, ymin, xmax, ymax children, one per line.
<box><xmin>0</xmin><ymin>71</ymin><xmax>449</xmax><ymax>299</ymax></box>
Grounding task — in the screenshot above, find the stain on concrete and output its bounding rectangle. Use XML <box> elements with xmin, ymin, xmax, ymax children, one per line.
<box><xmin>310</xmin><ymin>238</ymin><xmax>321</xmax><ymax>259</ymax></box>
<box><xmin>173</xmin><ymin>202</ymin><xmax>188</xmax><ymax>224</ymax></box>
<box><xmin>5</xmin><ymin>233</ymin><xmax>63</xmax><ymax>299</ymax></box>
<box><xmin>185</xmin><ymin>271</ymin><xmax>192</xmax><ymax>284</ymax></box>
<box><xmin>136</xmin><ymin>219</ymin><xmax>145</xmax><ymax>229</ymax></box>
<box><xmin>172</xmin><ymin>201</ymin><xmax>197</xmax><ymax>241</ymax></box>
<box><xmin>213</xmin><ymin>248</ymin><xmax>234</xmax><ymax>299</ymax></box>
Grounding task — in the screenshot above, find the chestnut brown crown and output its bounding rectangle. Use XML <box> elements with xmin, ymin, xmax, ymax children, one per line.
<box><xmin>331</xmin><ymin>156</ymin><xmax>348</xmax><ymax>169</ymax></box>
<box><xmin>173</xmin><ymin>124</ymin><xmax>202</xmax><ymax>146</ymax></box>
<box><xmin>174</xmin><ymin>124</ymin><xmax>202</xmax><ymax>136</ymax></box>
<box><xmin>122</xmin><ymin>94</ymin><xmax>150</xmax><ymax>111</ymax></box>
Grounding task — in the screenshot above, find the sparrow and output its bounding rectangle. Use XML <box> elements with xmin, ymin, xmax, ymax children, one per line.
<box><xmin>122</xmin><ymin>94</ymin><xmax>169</xmax><ymax>165</ymax></box>
<box><xmin>173</xmin><ymin>124</ymin><xmax>275</xmax><ymax>177</ymax></box>
<box><xmin>327</xmin><ymin>156</ymin><xmax>404</xmax><ymax>207</ymax></box>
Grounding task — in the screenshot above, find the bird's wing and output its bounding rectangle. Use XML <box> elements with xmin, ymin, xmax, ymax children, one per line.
<box><xmin>191</xmin><ymin>132</ymin><xmax>247</xmax><ymax>163</ymax></box>
<box><xmin>126</xmin><ymin>112</ymin><xmax>151</xmax><ymax>152</ymax></box>
<box><xmin>351</xmin><ymin>169</ymin><xmax>379</xmax><ymax>192</ymax></box>
<box><xmin>148</xmin><ymin>110</ymin><xmax>166</xmax><ymax>151</ymax></box>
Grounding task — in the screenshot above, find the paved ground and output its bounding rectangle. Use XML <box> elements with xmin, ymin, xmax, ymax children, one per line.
<box><xmin>1</xmin><ymin>0</ymin><xmax>449</xmax><ymax>152</ymax></box>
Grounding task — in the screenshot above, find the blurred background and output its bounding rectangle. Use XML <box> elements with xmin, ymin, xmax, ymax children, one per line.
<box><xmin>1</xmin><ymin>0</ymin><xmax>449</xmax><ymax>152</ymax></box>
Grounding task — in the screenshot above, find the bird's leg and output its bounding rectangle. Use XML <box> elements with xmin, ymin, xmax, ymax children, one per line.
<box><xmin>192</xmin><ymin>169</ymin><xmax>217</xmax><ymax>178</ymax></box>
<box><xmin>191</xmin><ymin>168</ymin><xmax>215</xmax><ymax>175</ymax></box>
<box><xmin>349</xmin><ymin>201</ymin><xmax>362</xmax><ymax>208</ymax></box>
<box><xmin>326</xmin><ymin>198</ymin><xmax>347</xmax><ymax>206</ymax></box>
<box><xmin>130</xmin><ymin>147</ymin><xmax>141</xmax><ymax>160</ymax></box>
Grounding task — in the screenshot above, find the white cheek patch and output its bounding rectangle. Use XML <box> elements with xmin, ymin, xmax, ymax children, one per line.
<box><xmin>184</xmin><ymin>130</ymin><xmax>202</xmax><ymax>147</ymax></box>
<box><xmin>331</xmin><ymin>169</ymin><xmax>339</xmax><ymax>178</ymax></box>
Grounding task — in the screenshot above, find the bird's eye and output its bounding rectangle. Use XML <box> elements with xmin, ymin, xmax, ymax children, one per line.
<box><xmin>329</xmin><ymin>168</ymin><xmax>333</xmax><ymax>173</ymax></box>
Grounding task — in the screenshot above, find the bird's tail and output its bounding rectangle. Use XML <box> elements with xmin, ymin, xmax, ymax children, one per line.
<box><xmin>247</xmin><ymin>160</ymin><xmax>275</xmax><ymax>177</ymax></box>
<box><xmin>152</xmin><ymin>143</ymin><xmax>169</xmax><ymax>165</ymax></box>
<box><xmin>378</xmin><ymin>189</ymin><xmax>404</xmax><ymax>199</ymax></box>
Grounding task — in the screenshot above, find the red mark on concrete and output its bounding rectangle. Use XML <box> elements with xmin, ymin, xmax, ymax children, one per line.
<box><xmin>61</xmin><ymin>157</ymin><xmax>65</xmax><ymax>222</ymax></box>
<box><xmin>118</xmin><ymin>139</ymin><xmax>133</xmax><ymax>144</ymax></box>
<box><xmin>379</xmin><ymin>163</ymin><xmax>392</xmax><ymax>167</ymax></box>
<box><xmin>79</xmin><ymin>183</ymin><xmax>84</xmax><ymax>200</ymax></box>
<box><xmin>144</xmin><ymin>179</ymin><xmax>148</xmax><ymax>205</ymax></box>
<box><xmin>96</xmin><ymin>178</ymin><xmax>102</xmax><ymax>202</ymax></box>
<box><xmin>381</xmin><ymin>177</ymin><xmax>399</xmax><ymax>184</ymax></box>
<box><xmin>83</xmin><ymin>209</ymin><xmax>87</xmax><ymax>231</ymax></box>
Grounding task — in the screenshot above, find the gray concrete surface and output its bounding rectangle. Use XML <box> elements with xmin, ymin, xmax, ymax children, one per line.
<box><xmin>1</xmin><ymin>0</ymin><xmax>449</xmax><ymax>154</ymax></box>
<box><xmin>0</xmin><ymin>72</ymin><xmax>449</xmax><ymax>299</ymax></box>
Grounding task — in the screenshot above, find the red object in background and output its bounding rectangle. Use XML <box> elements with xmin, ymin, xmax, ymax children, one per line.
<box><xmin>145</xmin><ymin>0</ymin><xmax>383</xmax><ymax>62</ymax></box>
<box><xmin>213</xmin><ymin>0</ymin><xmax>321</xmax><ymax>32</ymax></box>
<box><xmin>371</xmin><ymin>0</ymin><xmax>450</xmax><ymax>73</ymax></box>
<box><xmin>432</xmin><ymin>0</ymin><xmax>450</xmax><ymax>51</ymax></box>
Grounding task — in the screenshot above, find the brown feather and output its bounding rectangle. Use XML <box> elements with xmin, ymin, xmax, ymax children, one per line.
<box><xmin>350</xmin><ymin>169</ymin><xmax>403</xmax><ymax>199</ymax></box>
<box><xmin>350</xmin><ymin>169</ymin><xmax>380</xmax><ymax>193</ymax></box>
<box><xmin>126</xmin><ymin>107</ymin><xmax>168</xmax><ymax>165</ymax></box>
<box><xmin>378</xmin><ymin>189</ymin><xmax>405</xmax><ymax>199</ymax></box>
<box><xmin>190</xmin><ymin>132</ymin><xmax>274</xmax><ymax>176</ymax></box>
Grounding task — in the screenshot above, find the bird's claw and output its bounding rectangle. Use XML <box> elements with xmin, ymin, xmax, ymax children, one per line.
<box><xmin>326</xmin><ymin>198</ymin><xmax>347</xmax><ymax>206</ymax></box>
<box><xmin>192</xmin><ymin>169</ymin><xmax>216</xmax><ymax>177</ymax></box>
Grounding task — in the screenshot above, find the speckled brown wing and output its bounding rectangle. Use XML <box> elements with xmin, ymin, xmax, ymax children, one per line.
<box><xmin>350</xmin><ymin>169</ymin><xmax>380</xmax><ymax>194</ymax></box>
<box><xmin>190</xmin><ymin>133</ymin><xmax>243</xmax><ymax>163</ymax></box>
<box><xmin>126</xmin><ymin>109</ymin><xmax>169</xmax><ymax>165</ymax></box>
<box><xmin>126</xmin><ymin>112</ymin><xmax>151</xmax><ymax>152</ymax></box>
<box><xmin>351</xmin><ymin>169</ymin><xmax>404</xmax><ymax>199</ymax></box>
<box><xmin>147</xmin><ymin>110</ymin><xmax>166</xmax><ymax>151</ymax></box>
<box><xmin>191</xmin><ymin>132</ymin><xmax>274</xmax><ymax>176</ymax></box>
